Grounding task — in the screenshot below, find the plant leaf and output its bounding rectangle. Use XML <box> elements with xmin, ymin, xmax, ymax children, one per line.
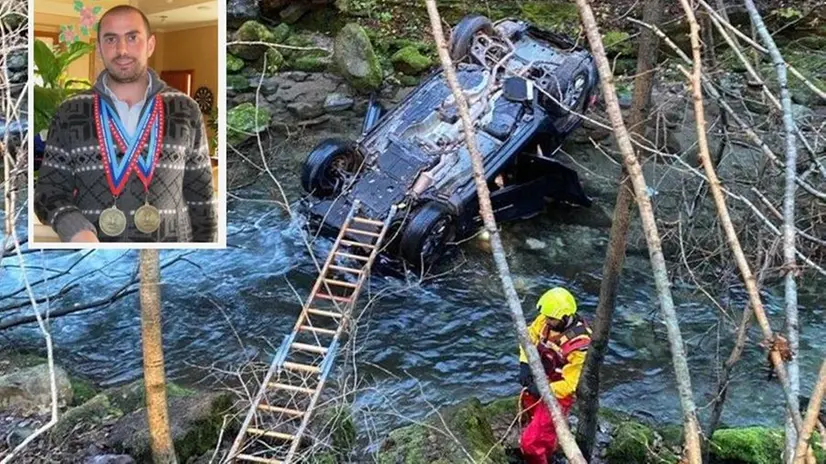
<box><xmin>33</xmin><ymin>40</ymin><xmax>59</xmax><ymax>86</ymax></box>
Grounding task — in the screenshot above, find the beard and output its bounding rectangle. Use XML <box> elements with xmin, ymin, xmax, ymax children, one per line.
<box><xmin>105</xmin><ymin>55</ymin><xmax>146</xmax><ymax>84</ymax></box>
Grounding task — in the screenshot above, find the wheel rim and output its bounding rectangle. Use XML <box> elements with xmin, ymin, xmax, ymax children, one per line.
<box><xmin>563</xmin><ymin>75</ymin><xmax>587</xmax><ymax>110</ymax></box>
<box><xmin>421</xmin><ymin>216</ymin><xmax>454</xmax><ymax>260</ymax></box>
<box><xmin>319</xmin><ymin>151</ymin><xmax>360</xmax><ymax>194</ymax></box>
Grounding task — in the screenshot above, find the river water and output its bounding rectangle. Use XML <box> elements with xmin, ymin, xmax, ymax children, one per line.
<box><xmin>2</xmin><ymin>142</ymin><xmax>823</xmax><ymax>440</ymax></box>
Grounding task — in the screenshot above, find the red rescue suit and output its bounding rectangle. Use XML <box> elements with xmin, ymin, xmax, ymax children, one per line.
<box><xmin>519</xmin><ymin>317</ymin><xmax>591</xmax><ymax>464</ymax></box>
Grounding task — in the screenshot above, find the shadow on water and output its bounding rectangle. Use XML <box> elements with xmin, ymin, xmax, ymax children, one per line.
<box><xmin>2</xmin><ymin>179</ymin><xmax>824</xmax><ymax>437</ymax></box>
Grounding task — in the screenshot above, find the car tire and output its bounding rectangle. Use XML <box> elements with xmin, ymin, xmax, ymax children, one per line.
<box><xmin>449</xmin><ymin>15</ymin><xmax>494</xmax><ymax>63</ymax></box>
<box><xmin>300</xmin><ymin>138</ymin><xmax>363</xmax><ymax>197</ymax></box>
<box><xmin>545</xmin><ymin>58</ymin><xmax>592</xmax><ymax>134</ymax></box>
<box><xmin>400</xmin><ymin>202</ymin><xmax>456</xmax><ymax>269</ymax></box>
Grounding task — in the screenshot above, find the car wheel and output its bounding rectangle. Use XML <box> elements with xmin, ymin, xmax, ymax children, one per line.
<box><xmin>448</xmin><ymin>15</ymin><xmax>494</xmax><ymax>63</ymax></box>
<box><xmin>545</xmin><ymin>59</ymin><xmax>592</xmax><ymax>134</ymax></box>
<box><xmin>400</xmin><ymin>202</ymin><xmax>456</xmax><ymax>269</ymax></box>
<box><xmin>301</xmin><ymin>138</ymin><xmax>363</xmax><ymax>197</ymax></box>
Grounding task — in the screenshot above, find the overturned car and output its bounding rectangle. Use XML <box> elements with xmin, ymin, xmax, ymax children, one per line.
<box><xmin>301</xmin><ymin>15</ymin><xmax>599</xmax><ymax>268</ymax></box>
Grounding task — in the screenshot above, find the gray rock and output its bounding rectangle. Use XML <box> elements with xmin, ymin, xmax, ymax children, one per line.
<box><xmin>261</xmin><ymin>76</ymin><xmax>280</xmax><ymax>95</ymax></box>
<box><xmin>226</xmin><ymin>0</ymin><xmax>258</xmax><ymax>28</ymax></box>
<box><xmin>51</xmin><ymin>393</ymin><xmax>121</xmax><ymax>442</ymax></box>
<box><xmin>333</xmin><ymin>23</ymin><xmax>382</xmax><ymax>91</ymax></box>
<box><xmin>84</xmin><ymin>455</ymin><xmax>135</xmax><ymax>464</ymax></box>
<box><xmin>287</xmin><ymin>101</ymin><xmax>326</xmax><ymax>120</ymax></box>
<box><xmin>324</xmin><ymin>93</ymin><xmax>354</xmax><ymax>112</ymax></box>
<box><xmin>0</xmin><ymin>363</ymin><xmax>73</xmax><ymax>414</ymax></box>
<box><xmin>525</xmin><ymin>238</ymin><xmax>547</xmax><ymax>250</ymax></box>
<box><xmin>7</xmin><ymin>51</ymin><xmax>25</xmax><ymax>72</ymax></box>
<box><xmin>280</xmin><ymin>3</ymin><xmax>310</xmax><ymax>23</ymax></box>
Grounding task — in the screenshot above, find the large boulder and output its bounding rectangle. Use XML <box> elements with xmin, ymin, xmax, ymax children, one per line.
<box><xmin>106</xmin><ymin>391</ymin><xmax>232</xmax><ymax>463</ymax></box>
<box><xmin>50</xmin><ymin>393</ymin><xmax>122</xmax><ymax>442</ymax></box>
<box><xmin>0</xmin><ymin>363</ymin><xmax>73</xmax><ymax>414</ymax></box>
<box><xmin>333</xmin><ymin>23</ymin><xmax>382</xmax><ymax>91</ymax></box>
<box><xmin>230</xmin><ymin>20</ymin><xmax>277</xmax><ymax>61</ymax></box>
<box><xmin>227</xmin><ymin>0</ymin><xmax>258</xmax><ymax>29</ymax></box>
<box><xmin>378</xmin><ymin>398</ymin><xmax>507</xmax><ymax>463</ymax></box>
<box><xmin>228</xmin><ymin>102</ymin><xmax>273</xmax><ymax>146</ymax></box>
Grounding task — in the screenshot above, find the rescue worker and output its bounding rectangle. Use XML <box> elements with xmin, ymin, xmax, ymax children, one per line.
<box><xmin>517</xmin><ymin>287</ymin><xmax>592</xmax><ymax>464</ymax></box>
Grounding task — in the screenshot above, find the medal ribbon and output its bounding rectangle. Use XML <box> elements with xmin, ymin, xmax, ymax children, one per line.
<box><xmin>95</xmin><ymin>94</ymin><xmax>165</xmax><ymax>196</ymax></box>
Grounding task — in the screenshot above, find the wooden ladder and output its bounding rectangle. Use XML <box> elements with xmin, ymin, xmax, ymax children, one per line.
<box><xmin>226</xmin><ymin>201</ymin><xmax>395</xmax><ymax>464</ymax></box>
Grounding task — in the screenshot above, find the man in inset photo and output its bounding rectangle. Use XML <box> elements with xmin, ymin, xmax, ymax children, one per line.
<box><xmin>34</xmin><ymin>4</ymin><xmax>217</xmax><ymax>243</ymax></box>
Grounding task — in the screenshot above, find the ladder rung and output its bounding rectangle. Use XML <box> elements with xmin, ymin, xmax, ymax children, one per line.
<box><xmin>257</xmin><ymin>404</ymin><xmax>305</xmax><ymax>416</ymax></box>
<box><xmin>291</xmin><ymin>342</ymin><xmax>328</xmax><ymax>354</ymax></box>
<box><xmin>306</xmin><ymin>307</ymin><xmax>343</xmax><ymax>318</ymax></box>
<box><xmin>247</xmin><ymin>428</ymin><xmax>296</xmax><ymax>441</ymax></box>
<box><xmin>334</xmin><ymin>251</ymin><xmax>369</xmax><ymax>261</ymax></box>
<box><xmin>269</xmin><ymin>382</ymin><xmax>315</xmax><ymax>394</ymax></box>
<box><xmin>236</xmin><ymin>454</ymin><xmax>283</xmax><ymax>464</ymax></box>
<box><xmin>283</xmin><ymin>361</ymin><xmax>321</xmax><ymax>374</ymax></box>
<box><xmin>340</xmin><ymin>239</ymin><xmax>375</xmax><ymax>249</ymax></box>
<box><xmin>353</xmin><ymin>217</ymin><xmax>385</xmax><ymax>227</ymax></box>
<box><xmin>344</xmin><ymin>228</ymin><xmax>381</xmax><ymax>238</ymax></box>
<box><xmin>323</xmin><ymin>278</ymin><xmax>358</xmax><ymax>289</ymax></box>
<box><xmin>299</xmin><ymin>325</ymin><xmax>336</xmax><ymax>336</ymax></box>
<box><xmin>329</xmin><ymin>264</ymin><xmax>363</xmax><ymax>274</ymax></box>
<box><xmin>315</xmin><ymin>293</ymin><xmax>352</xmax><ymax>304</ymax></box>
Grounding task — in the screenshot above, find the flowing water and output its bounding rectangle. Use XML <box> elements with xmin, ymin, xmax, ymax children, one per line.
<box><xmin>2</xmin><ymin>143</ymin><xmax>824</xmax><ymax>440</ymax></box>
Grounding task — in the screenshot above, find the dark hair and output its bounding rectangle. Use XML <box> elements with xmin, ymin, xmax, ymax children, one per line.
<box><xmin>97</xmin><ymin>5</ymin><xmax>153</xmax><ymax>41</ymax></box>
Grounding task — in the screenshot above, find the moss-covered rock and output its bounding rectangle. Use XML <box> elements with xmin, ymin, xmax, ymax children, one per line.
<box><xmin>333</xmin><ymin>23</ymin><xmax>383</xmax><ymax>91</ymax></box>
<box><xmin>272</xmin><ymin>22</ymin><xmax>291</xmax><ymax>43</ymax></box>
<box><xmin>293</xmin><ymin>54</ymin><xmax>332</xmax><ymax>72</ymax></box>
<box><xmin>262</xmin><ymin>48</ymin><xmax>285</xmax><ymax>75</ymax></box>
<box><xmin>70</xmin><ymin>376</ymin><xmax>98</xmax><ymax>407</ymax></box>
<box><xmin>106</xmin><ymin>380</ymin><xmax>195</xmax><ymax>414</ymax></box>
<box><xmin>605</xmin><ymin>421</ymin><xmax>655</xmax><ymax>463</ymax></box>
<box><xmin>281</xmin><ymin>33</ymin><xmax>315</xmax><ymax>60</ymax></box>
<box><xmin>708</xmin><ymin>427</ymin><xmax>826</xmax><ymax>464</ymax></box>
<box><xmin>51</xmin><ymin>393</ymin><xmax>122</xmax><ymax>442</ymax></box>
<box><xmin>227</xmin><ymin>54</ymin><xmax>245</xmax><ymax>73</ymax></box>
<box><xmin>228</xmin><ymin>102</ymin><xmax>272</xmax><ymax>146</ymax></box>
<box><xmin>391</xmin><ymin>46</ymin><xmax>432</xmax><ymax>75</ymax></box>
<box><xmin>228</xmin><ymin>74</ymin><xmax>250</xmax><ymax>91</ymax></box>
<box><xmin>230</xmin><ymin>20</ymin><xmax>277</xmax><ymax>60</ymax></box>
<box><xmin>0</xmin><ymin>363</ymin><xmax>73</xmax><ymax>414</ymax></box>
<box><xmin>378</xmin><ymin>398</ymin><xmax>507</xmax><ymax>464</ymax></box>
<box><xmin>310</xmin><ymin>405</ymin><xmax>357</xmax><ymax>460</ymax></box>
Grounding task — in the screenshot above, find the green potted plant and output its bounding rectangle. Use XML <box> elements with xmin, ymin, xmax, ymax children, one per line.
<box><xmin>33</xmin><ymin>39</ymin><xmax>96</xmax><ymax>136</ymax></box>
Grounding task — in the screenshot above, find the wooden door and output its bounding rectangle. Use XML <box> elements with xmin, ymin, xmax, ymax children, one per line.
<box><xmin>160</xmin><ymin>70</ymin><xmax>193</xmax><ymax>96</ymax></box>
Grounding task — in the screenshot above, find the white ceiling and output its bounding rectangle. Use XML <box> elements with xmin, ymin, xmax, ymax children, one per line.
<box><xmin>37</xmin><ymin>0</ymin><xmax>217</xmax><ymax>31</ymax></box>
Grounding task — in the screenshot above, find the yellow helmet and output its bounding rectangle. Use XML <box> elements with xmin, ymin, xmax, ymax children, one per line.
<box><xmin>537</xmin><ymin>287</ymin><xmax>577</xmax><ymax>319</ymax></box>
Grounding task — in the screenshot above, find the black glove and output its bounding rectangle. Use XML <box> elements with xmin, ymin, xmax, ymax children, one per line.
<box><xmin>526</xmin><ymin>381</ymin><xmax>540</xmax><ymax>398</ymax></box>
<box><xmin>518</xmin><ymin>362</ymin><xmax>532</xmax><ymax>387</ymax></box>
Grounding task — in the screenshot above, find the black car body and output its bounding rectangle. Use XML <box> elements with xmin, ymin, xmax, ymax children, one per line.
<box><xmin>301</xmin><ymin>16</ymin><xmax>599</xmax><ymax>268</ymax></box>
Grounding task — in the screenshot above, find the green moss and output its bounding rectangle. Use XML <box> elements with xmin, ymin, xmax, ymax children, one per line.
<box><xmin>710</xmin><ymin>427</ymin><xmax>783</xmax><ymax>464</ymax></box>
<box><xmin>51</xmin><ymin>394</ymin><xmax>122</xmax><ymax>442</ymax></box>
<box><xmin>272</xmin><ymin>22</ymin><xmax>291</xmax><ymax>43</ymax></box>
<box><xmin>603</xmin><ymin>30</ymin><xmax>634</xmax><ymax>57</ymax></box>
<box><xmin>520</xmin><ymin>2</ymin><xmax>580</xmax><ymax>37</ymax></box>
<box><xmin>227</xmin><ymin>54</ymin><xmax>245</xmax><ymax>73</ymax></box>
<box><xmin>314</xmin><ymin>405</ymin><xmax>357</xmax><ymax>455</ymax></box>
<box><xmin>391</xmin><ymin>46</ymin><xmax>432</xmax><ymax>75</ymax></box>
<box><xmin>262</xmin><ymin>48</ymin><xmax>285</xmax><ymax>75</ymax></box>
<box><xmin>378</xmin><ymin>398</ymin><xmax>506</xmax><ymax>464</ymax></box>
<box><xmin>292</xmin><ymin>54</ymin><xmax>331</xmax><ymax>72</ymax></box>
<box><xmin>281</xmin><ymin>33</ymin><xmax>316</xmax><ymax>60</ymax></box>
<box><xmin>227</xmin><ymin>103</ymin><xmax>272</xmax><ymax>146</ymax></box>
<box><xmin>174</xmin><ymin>393</ymin><xmax>233</xmax><ymax>462</ymax></box>
<box><xmin>230</xmin><ymin>20</ymin><xmax>277</xmax><ymax>60</ymax></box>
<box><xmin>227</xmin><ymin>74</ymin><xmax>250</xmax><ymax>91</ymax></box>
<box><xmin>70</xmin><ymin>377</ymin><xmax>97</xmax><ymax>407</ymax></box>
<box><xmin>396</xmin><ymin>74</ymin><xmax>421</xmax><ymax>87</ymax></box>
<box><xmin>606</xmin><ymin>421</ymin><xmax>655</xmax><ymax>463</ymax></box>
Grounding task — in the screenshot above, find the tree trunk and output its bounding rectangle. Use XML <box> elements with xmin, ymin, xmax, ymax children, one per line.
<box><xmin>423</xmin><ymin>2</ymin><xmax>587</xmax><ymax>462</ymax></box>
<box><xmin>139</xmin><ymin>250</ymin><xmax>178</xmax><ymax>464</ymax></box>
<box><xmin>575</xmin><ymin>0</ymin><xmax>661</xmax><ymax>458</ymax></box>
<box><xmin>573</xmin><ymin>1</ymin><xmax>703</xmax><ymax>462</ymax></box>
<box><xmin>741</xmin><ymin>3</ymin><xmax>801</xmax><ymax>461</ymax></box>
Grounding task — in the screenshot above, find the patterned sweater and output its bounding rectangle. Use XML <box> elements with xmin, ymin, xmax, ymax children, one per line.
<box><xmin>34</xmin><ymin>69</ymin><xmax>217</xmax><ymax>242</ymax></box>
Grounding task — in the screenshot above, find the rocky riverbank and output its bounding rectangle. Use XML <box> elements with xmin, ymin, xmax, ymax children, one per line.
<box><xmin>3</xmin><ymin>350</ymin><xmax>823</xmax><ymax>463</ymax></box>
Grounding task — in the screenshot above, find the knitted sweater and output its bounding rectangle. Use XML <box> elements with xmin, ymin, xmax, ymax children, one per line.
<box><xmin>34</xmin><ymin>69</ymin><xmax>217</xmax><ymax>243</ymax></box>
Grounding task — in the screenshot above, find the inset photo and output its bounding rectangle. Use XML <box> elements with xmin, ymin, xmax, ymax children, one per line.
<box><xmin>30</xmin><ymin>0</ymin><xmax>224</xmax><ymax>246</ymax></box>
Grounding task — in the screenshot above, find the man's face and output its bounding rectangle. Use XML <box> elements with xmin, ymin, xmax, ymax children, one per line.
<box><xmin>98</xmin><ymin>11</ymin><xmax>155</xmax><ymax>84</ymax></box>
<box><xmin>545</xmin><ymin>317</ymin><xmax>566</xmax><ymax>332</ymax></box>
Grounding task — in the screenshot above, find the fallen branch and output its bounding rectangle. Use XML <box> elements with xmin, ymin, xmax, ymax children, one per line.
<box><xmin>793</xmin><ymin>359</ymin><xmax>826</xmax><ymax>463</ymax></box>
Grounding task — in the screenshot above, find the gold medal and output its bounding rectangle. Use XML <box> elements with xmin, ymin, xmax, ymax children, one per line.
<box><xmin>134</xmin><ymin>204</ymin><xmax>161</xmax><ymax>234</ymax></box>
<box><xmin>99</xmin><ymin>205</ymin><xmax>127</xmax><ymax>236</ymax></box>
